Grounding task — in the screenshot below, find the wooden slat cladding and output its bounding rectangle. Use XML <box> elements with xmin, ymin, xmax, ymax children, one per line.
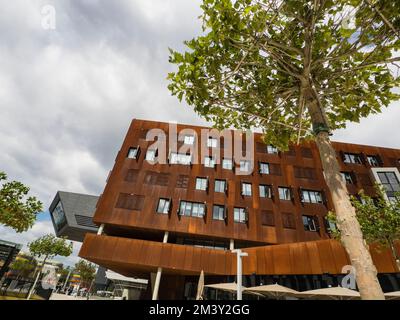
<box><xmin>300</xmin><ymin>147</ymin><xmax>313</xmax><ymax>158</ymax></box>
<box><xmin>269</xmin><ymin>163</ymin><xmax>282</xmax><ymax>176</ymax></box>
<box><xmin>261</xmin><ymin>210</ymin><xmax>275</xmax><ymax>226</ymax></box>
<box><xmin>294</xmin><ymin>166</ymin><xmax>317</xmax><ymax>180</ymax></box>
<box><xmin>79</xmin><ymin>234</ymin><xmax>400</xmax><ymax>276</ymax></box>
<box><xmin>144</xmin><ymin>171</ymin><xmax>170</xmax><ymax>186</ymax></box>
<box><xmin>176</xmin><ymin>175</ymin><xmax>189</xmax><ymax>188</ymax></box>
<box><xmin>125</xmin><ymin>169</ymin><xmax>140</xmax><ymax>183</ymax></box>
<box><xmin>282</xmin><ymin>212</ymin><xmax>296</xmax><ymax>229</ymax></box>
<box><xmin>357</xmin><ymin>173</ymin><xmax>373</xmax><ymax>186</ymax></box>
<box><xmin>115</xmin><ymin>193</ymin><xmax>145</xmax><ymax>211</ymax></box>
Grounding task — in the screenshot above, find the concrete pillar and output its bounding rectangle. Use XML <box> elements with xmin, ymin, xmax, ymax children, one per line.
<box><xmin>97</xmin><ymin>224</ymin><xmax>105</xmax><ymax>235</ymax></box>
<box><xmin>152</xmin><ymin>231</ymin><xmax>169</xmax><ymax>300</ymax></box>
<box><xmin>232</xmin><ymin>249</ymin><xmax>248</xmax><ymax>301</ymax></box>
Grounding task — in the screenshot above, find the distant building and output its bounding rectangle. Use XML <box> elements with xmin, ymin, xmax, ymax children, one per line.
<box><xmin>0</xmin><ymin>240</ymin><xmax>22</xmax><ymax>278</ymax></box>
<box><xmin>49</xmin><ymin>191</ymin><xmax>99</xmax><ymax>242</ymax></box>
<box><xmin>48</xmin><ymin>191</ymin><xmax>108</xmax><ymax>290</ymax></box>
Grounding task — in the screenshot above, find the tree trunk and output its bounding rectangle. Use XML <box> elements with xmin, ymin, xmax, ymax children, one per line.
<box><xmin>306</xmin><ymin>92</ymin><xmax>385</xmax><ymax>300</ymax></box>
<box><xmin>27</xmin><ymin>255</ymin><xmax>48</xmax><ymax>300</ymax></box>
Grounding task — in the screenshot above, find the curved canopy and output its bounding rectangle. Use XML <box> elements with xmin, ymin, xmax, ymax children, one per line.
<box><xmin>295</xmin><ymin>287</ymin><xmax>360</xmax><ymax>300</ymax></box>
<box><xmin>244</xmin><ymin>284</ymin><xmax>299</xmax><ymax>298</ymax></box>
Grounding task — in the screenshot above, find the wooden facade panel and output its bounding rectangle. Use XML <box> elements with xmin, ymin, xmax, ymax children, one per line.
<box><xmin>316</xmin><ymin>240</ymin><xmax>338</xmax><ymax>274</ymax></box>
<box><xmin>304</xmin><ymin>241</ymin><xmax>323</xmax><ymax>274</ymax></box>
<box><xmin>271</xmin><ymin>245</ymin><xmax>292</xmax><ymax>275</ymax></box>
<box><xmin>79</xmin><ymin>235</ymin><xmax>399</xmax><ymax>276</ymax></box>
<box><xmin>369</xmin><ymin>244</ymin><xmax>397</xmax><ymax>273</ymax></box>
<box><xmin>329</xmin><ymin>240</ymin><xmax>350</xmax><ymax>272</ymax></box>
<box><xmin>289</xmin><ymin>243</ymin><xmax>312</xmax><ymax>274</ymax></box>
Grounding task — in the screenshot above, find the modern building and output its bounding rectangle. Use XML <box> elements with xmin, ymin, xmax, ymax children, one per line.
<box><xmin>79</xmin><ymin>119</ymin><xmax>400</xmax><ymax>299</ymax></box>
<box><xmin>49</xmin><ymin>191</ymin><xmax>99</xmax><ymax>242</ymax></box>
<box><xmin>0</xmin><ymin>240</ymin><xmax>22</xmax><ymax>279</ymax></box>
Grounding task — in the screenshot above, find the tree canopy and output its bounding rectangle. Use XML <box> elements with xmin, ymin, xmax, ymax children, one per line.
<box><xmin>0</xmin><ymin>171</ymin><xmax>43</xmax><ymax>233</ymax></box>
<box><xmin>28</xmin><ymin>234</ymin><xmax>73</xmax><ymax>261</ymax></box>
<box><xmin>74</xmin><ymin>260</ymin><xmax>96</xmax><ymax>287</ymax></box>
<box><xmin>328</xmin><ymin>186</ymin><xmax>400</xmax><ymax>266</ymax></box>
<box><xmin>168</xmin><ymin>0</ymin><xmax>400</xmax><ymax>149</ymax></box>
<box><xmin>9</xmin><ymin>259</ymin><xmax>36</xmax><ymax>279</ymax></box>
<box><xmin>329</xmin><ymin>186</ymin><xmax>400</xmax><ymax>245</ymax></box>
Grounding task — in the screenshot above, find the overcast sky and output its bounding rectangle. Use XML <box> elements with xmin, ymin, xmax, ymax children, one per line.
<box><xmin>1</xmin><ymin>0</ymin><xmax>399</xmax><ymax>267</ymax></box>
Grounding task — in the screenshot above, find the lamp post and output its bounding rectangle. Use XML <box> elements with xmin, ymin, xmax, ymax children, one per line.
<box><xmin>231</xmin><ymin>249</ymin><xmax>248</xmax><ymax>300</ymax></box>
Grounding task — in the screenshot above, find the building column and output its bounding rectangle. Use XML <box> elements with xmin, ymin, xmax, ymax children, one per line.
<box><xmin>230</xmin><ymin>239</ymin><xmax>235</xmax><ymax>250</ymax></box>
<box><xmin>152</xmin><ymin>231</ymin><xmax>169</xmax><ymax>300</ymax></box>
<box><xmin>97</xmin><ymin>224</ymin><xmax>105</xmax><ymax>235</ymax></box>
<box><xmin>232</xmin><ymin>249</ymin><xmax>248</xmax><ymax>301</ymax></box>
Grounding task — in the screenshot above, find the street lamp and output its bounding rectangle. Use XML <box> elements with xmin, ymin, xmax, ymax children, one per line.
<box><xmin>231</xmin><ymin>249</ymin><xmax>248</xmax><ymax>300</ymax></box>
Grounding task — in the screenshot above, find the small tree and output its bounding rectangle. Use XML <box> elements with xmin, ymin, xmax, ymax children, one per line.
<box><xmin>329</xmin><ymin>186</ymin><xmax>400</xmax><ymax>270</ymax></box>
<box><xmin>0</xmin><ymin>171</ymin><xmax>43</xmax><ymax>232</ymax></box>
<box><xmin>74</xmin><ymin>260</ymin><xmax>96</xmax><ymax>289</ymax></box>
<box><xmin>27</xmin><ymin>234</ymin><xmax>73</xmax><ymax>300</ymax></box>
<box><xmin>168</xmin><ymin>0</ymin><xmax>400</xmax><ymax>299</ymax></box>
<box><xmin>9</xmin><ymin>259</ymin><xmax>36</xmax><ymax>281</ymax></box>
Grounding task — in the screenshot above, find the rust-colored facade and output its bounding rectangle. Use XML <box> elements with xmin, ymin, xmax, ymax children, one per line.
<box><xmin>79</xmin><ymin>119</ymin><xmax>400</xmax><ymax>299</ymax></box>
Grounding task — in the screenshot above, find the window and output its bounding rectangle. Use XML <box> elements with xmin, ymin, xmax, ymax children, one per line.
<box><xmin>343</xmin><ymin>153</ymin><xmax>363</xmax><ymax>164</ymax></box>
<box><xmin>241</xmin><ymin>182</ymin><xmax>252</xmax><ymax>196</ymax></box>
<box><xmin>367</xmin><ymin>155</ymin><xmax>381</xmax><ymax>167</ymax></box>
<box><xmin>213</xmin><ymin>205</ymin><xmax>226</xmax><ymax>221</ymax></box>
<box><xmin>259</xmin><ymin>185</ymin><xmax>272</xmax><ymax>198</ymax></box>
<box><xmin>267</xmin><ymin>145</ymin><xmax>278</xmax><ymax>154</ymax></box>
<box><xmin>214</xmin><ymin>180</ymin><xmax>226</xmax><ymax>193</ymax></box>
<box><xmin>179</xmin><ymin>201</ymin><xmax>206</xmax><ymax>218</ymax></box>
<box><xmin>302</xmin><ymin>215</ymin><xmax>319</xmax><ymax>232</ymax></box>
<box><xmin>325</xmin><ymin>219</ymin><xmax>337</xmax><ymax>233</ymax></box>
<box><xmin>144</xmin><ymin>171</ymin><xmax>170</xmax><ymax>186</ymax></box>
<box><xmin>170</xmin><ymin>152</ymin><xmax>191</xmax><ymax>165</ymax></box>
<box><xmin>125</xmin><ymin>169</ymin><xmax>139</xmax><ymax>183</ymax></box>
<box><xmin>115</xmin><ymin>193</ymin><xmax>145</xmax><ymax>211</ymax></box>
<box><xmin>176</xmin><ymin>175</ymin><xmax>189</xmax><ymax>188</ymax></box>
<box><xmin>195</xmin><ymin>177</ymin><xmax>208</xmax><ymax>191</ymax></box>
<box><xmin>222</xmin><ymin>158</ymin><xmax>233</xmax><ymax>170</ymax></box>
<box><xmin>261</xmin><ymin>210</ymin><xmax>275</xmax><ymax>226</ymax></box>
<box><xmin>286</xmin><ymin>146</ymin><xmax>296</xmax><ymax>157</ymax></box>
<box><xmin>282</xmin><ymin>212</ymin><xmax>296</xmax><ymax>229</ymax></box>
<box><xmin>51</xmin><ymin>201</ymin><xmax>67</xmax><ymax>231</ymax></box>
<box><xmin>204</xmin><ymin>156</ymin><xmax>216</xmax><ymax>168</ymax></box>
<box><xmin>184</xmin><ymin>135</ymin><xmax>195</xmax><ymax>145</ymax></box>
<box><xmin>145</xmin><ymin>149</ymin><xmax>157</xmax><ymax>161</ymax></box>
<box><xmin>239</xmin><ymin>160</ymin><xmax>251</xmax><ymax>172</ymax></box>
<box><xmin>207</xmin><ymin>137</ymin><xmax>218</xmax><ymax>148</ymax></box>
<box><xmin>301</xmin><ymin>190</ymin><xmax>323</xmax><ymax>204</ymax></box>
<box><xmin>377</xmin><ymin>171</ymin><xmax>400</xmax><ymax>201</ymax></box>
<box><xmin>294</xmin><ymin>167</ymin><xmax>316</xmax><ymax>180</ymax></box>
<box><xmin>300</xmin><ymin>147</ymin><xmax>313</xmax><ymax>158</ymax></box>
<box><xmin>278</xmin><ymin>187</ymin><xmax>291</xmax><ymax>201</ymax></box>
<box><xmin>234</xmin><ymin>207</ymin><xmax>247</xmax><ymax>223</ymax></box>
<box><xmin>341</xmin><ymin>172</ymin><xmax>355</xmax><ymax>184</ymax></box>
<box><xmin>259</xmin><ymin>162</ymin><xmax>270</xmax><ymax>174</ymax></box>
<box><xmin>127</xmin><ymin>147</ymin><xmax>140</xmax><ymax>159</ymax></box>
<box><xmin>157</xmin><ymin>198</ymin><xmax>171</xmax><ymax>214</ymax></box>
